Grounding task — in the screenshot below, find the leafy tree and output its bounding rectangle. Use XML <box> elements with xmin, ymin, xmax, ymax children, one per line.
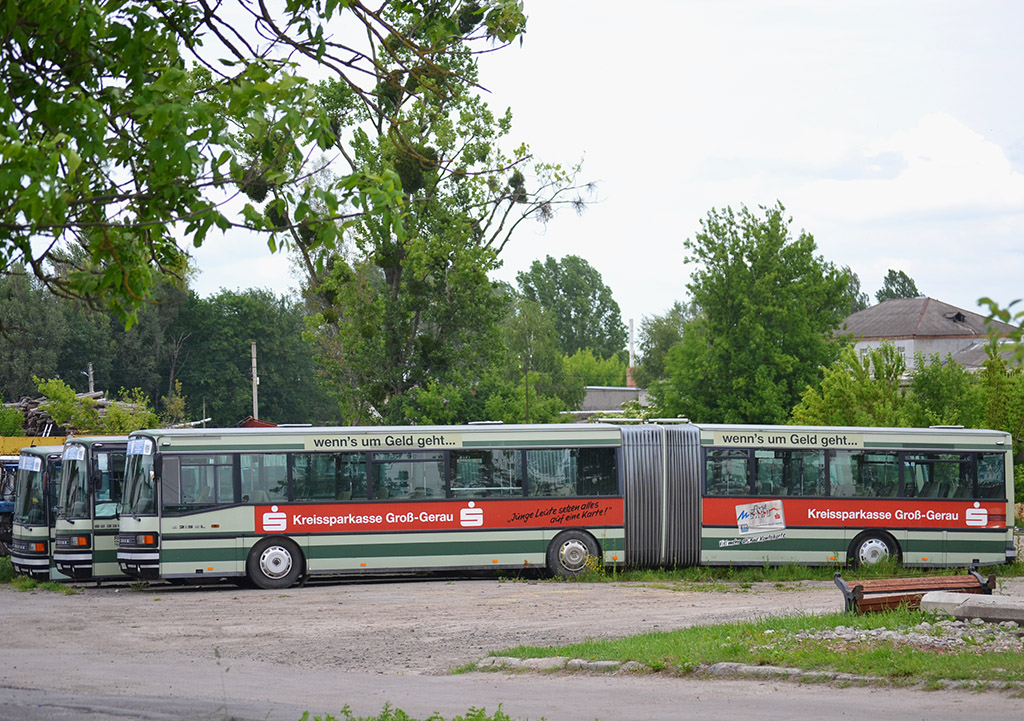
<box><xmin>484</xmin><ymin>297</ymin><xmax>583</xmax><ymax>423</ymax></box>
<box><xmin>99</xmin><ymin>387</ymin><xmax>161</xmax><ymax>433</ymax></box>
<box><xmin>0</xmin><ymin>398</ymin><xmax>24</xmax><ymax>436</ymax></box>
<box><xmin>296</xmin><ymin>21</ymin><xmax>593</xmax><ymax>424</ymax></box>
<box><xmin>516</xmin><ymin>255</ymin><xmax>626</xmax><ymax>360</ymax></box>
<box><xmin>564</xmin><ymin>349</ymin><xmax>627</xmax><ymax>387</ymax></box>
<box><xmin>35</xmin><ymin>377</ymin><xmax>159</xmax><ymax>434</ymax></box>
<box><xmin>841</xmin><ymin>267</ymin><xmax>871</xmax><ymax>314</ymax></box>
<box><xmin>633</xmin><ymin>301</ymin><xmax>695</xmax><ymax>388</ymax></box>
<box><xmin>0</xmin><ymin>271</ymin><xmax>68</xmax><ymax>399</ymax></box>
<box><xmin>653</xmin><ymin>203</ymin><xmax>851</xmax><ymax>423</ymax></box>
<box><xmin>903</xmin><ymin>353</ymin><xmax>982</xmax><ymax>427</ymax></box>
<box><xmin>172</xmin><ymin>289</ymin><xmax>334</xmax><ymax>426</ymax></box>
<box><xmin>790</xmin><ymin>341</ymin><xmax>1024</xmax><ymax>501</ymax></box>
<box><xmin>791</xmin><ymin>344</ymin><xmax>909</xmax><ymax>427</ymax></box>
<box><xmin>876</xmin><ymin>269</ymin><xmax>921</xmax><ymax>302</ymax></box>
<box><xmin>33</xmin><ymin>376</ymin><xmax>96</xmax><ymax>434</ymax></box>
<box><xmin>1</xmin><ymin>1</ymin><xmax>526</xmax><ymax>326</ymax></box>
<box><xmin>161</xmin><ymin>380</ymin><xmax>188</xmax><ymax>427</ymax></box>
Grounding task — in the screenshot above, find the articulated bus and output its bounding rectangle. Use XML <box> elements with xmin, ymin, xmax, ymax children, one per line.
<box><xmin>116</xmin><ymin>423</ymin><xmax>1015</xmax><ymax>589</ymax></box>
<box><xmin>8</xmin><ymin>445</ymin><xmax>64</xmax><ymax>579</ymax></box>
<box><xmin>55</xmin><ymin>437</ymin><xmax>129</xmax><ymax>581</ymax></box>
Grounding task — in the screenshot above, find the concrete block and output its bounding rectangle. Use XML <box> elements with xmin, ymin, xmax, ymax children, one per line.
<box><xmin>952</xmin><ymin>595</ymin><xmax>1024</xmax><ymax>625</ymax></box>
<box><xmin>920</xmin><ymin>591</ymin><xmax>979</xmax><ymax>616</ymax></box>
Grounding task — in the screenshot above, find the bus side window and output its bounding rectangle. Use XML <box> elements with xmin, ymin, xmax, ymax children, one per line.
<box><xmin>241</xmin><ymin>454</ymin><xmax>288</xmax><ymax>503</ymax></box>
<box><xmin>977</xmin><ymin>453</ymin><xmax>1006</xmax><ymax>499</ymax></box>
<box><xmin>161</xmin><ymin>457</ymin><xmax>183</xmax><ymax>512</ymax></box>
<box><xmin>754</xmin><ymin>450</ymin><xmax>783</xmax><ymax>495</ymax></box>
<box><xmin>787</xmin><ymin>450</ymin><xmax>825</xmax><ymax>496</ymax></box>
<box><xmin>705</xmin><ymin>450</ymin><xmax>750</xmax><ymax>496</ymax></box>
<box><xmin>452</xmin><ymin>450</ymin><xmax>523</xmax><ymax>498</ymax></box>
<box><xmin>830</xmin><ymin>451</ymin><xmax>897</xmax><ymax>497</ymax></box>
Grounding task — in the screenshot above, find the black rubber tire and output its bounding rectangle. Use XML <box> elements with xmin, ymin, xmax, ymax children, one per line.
<box><xmin>247</xmin><ymin>537</ymin><xmax>303</xmax><ymax>589</ymax></box>
<box><xmin>849</xmin><ymin>532</ymin><xmax>900</xmax><ymax>569</ymax></box>
<box><xmin>546</xmin><ymin>530</ymin><xmax>599</xmax><ymax>578</ymax></box>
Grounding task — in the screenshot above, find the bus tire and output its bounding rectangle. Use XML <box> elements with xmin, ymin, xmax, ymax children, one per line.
<box><xmin>849</xmin><ymin>532</ymin><xmax>900</xmax><ymax>569</ymax></box>
<box><xmin>546</xmin><ymin>530</ymin><xmax>599</xmax><ymax>578</ymax></box>
<box><xmin>247</xmin><ymin>537</ymin><xmax>303</xmax><ymax>589</ymax></box>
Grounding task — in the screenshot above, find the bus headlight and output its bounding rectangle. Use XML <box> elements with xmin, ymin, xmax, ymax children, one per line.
<box><xmin>136</xmin><ymin>534</ymin><xmax>157</xmax><ymax>546</ymax></box>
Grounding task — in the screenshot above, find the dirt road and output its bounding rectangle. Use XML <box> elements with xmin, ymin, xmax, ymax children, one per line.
<box><xmin>3</xmin><ymin>575</ymin><xmax>1024</xmax><ymax>721</ymax></box>
<box><xmin>3</xmin><ymin>576</ymin><xmax>857</xmax><ymax>675</ymax></box>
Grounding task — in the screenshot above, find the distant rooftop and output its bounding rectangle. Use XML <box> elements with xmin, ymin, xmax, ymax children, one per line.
<box><xmin>839</xmin><ymin>297</ymin><xmax>1016</xmax><ymax>340</ymax></box>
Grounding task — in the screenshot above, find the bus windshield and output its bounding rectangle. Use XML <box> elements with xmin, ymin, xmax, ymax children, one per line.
<box><xmin>122</xmin><ymin>438</ymin><xmax>156</xmax><ymax>516</ymax></box>
<box><xmin>14</xmin><ymin>455</ymin><xmax>45</xmax><ymax>524</ymax></box>
<box><xmin>58</xmin><ymin>445</ymin><xmax>89</xmax><ymax>519</ymax></box>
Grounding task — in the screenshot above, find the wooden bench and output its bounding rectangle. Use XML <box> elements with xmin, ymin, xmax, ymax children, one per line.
<box><xmin>834</xmin><ymin>569</ymin><xmax>996</xmax><ymax>614</ymax></box>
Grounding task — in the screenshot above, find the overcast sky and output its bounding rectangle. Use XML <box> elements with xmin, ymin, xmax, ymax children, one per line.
<box><xmin>191</xmin><ymin>0</ymin><xmax>1024</xmax><ymax>334</ymax></box>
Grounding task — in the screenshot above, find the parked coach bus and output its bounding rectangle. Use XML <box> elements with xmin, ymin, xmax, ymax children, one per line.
<box><xmin>7</xmin><ymin>445</ymin><xmax>64</xmax><ymax>579</ymax></box>
<box><xmin>116</xmin><ymin>423</ymin><xmax>1015</xmax><ymax>589</ymax></box>
<box><xmin>55</xmin><ymin>436</ymin><xmax>128</xmax><ymax>581</ymax></box>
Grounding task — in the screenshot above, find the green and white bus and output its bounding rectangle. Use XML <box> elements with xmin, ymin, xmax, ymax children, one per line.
<box><xmin>8</xmin><ymin>445</ymin><xmax>64</xmax><ymax>579</ymax></box>
<box><xmin>116</xmin><ymin>423</ymin><xmax>1015</xmax><ymax>589</ymax></box>
<box><xmin>55</xmin><ymin>436</ymin><xmax>129</xmax><ymax>581</ymax></box>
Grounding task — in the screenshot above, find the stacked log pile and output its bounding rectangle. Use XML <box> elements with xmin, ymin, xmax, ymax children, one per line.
<box><xmin>4</xmin><ymin>392</ymin><xmax>110</xmax><ymax>436</ymax></box>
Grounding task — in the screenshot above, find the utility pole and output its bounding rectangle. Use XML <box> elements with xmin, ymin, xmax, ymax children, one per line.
<box><xmin>251</xmin><ymin>341</ymin><xmax>259</xmax><ymax>420</ymax></box>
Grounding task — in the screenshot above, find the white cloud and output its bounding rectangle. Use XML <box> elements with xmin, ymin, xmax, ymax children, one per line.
<box><xmin>796</xmin><ymin>113</ymin><xmax>1024</xmax><ymax>224</ymax></box>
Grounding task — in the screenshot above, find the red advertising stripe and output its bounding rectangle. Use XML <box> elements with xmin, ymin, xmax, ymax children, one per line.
<box><xmin>256</xmin><ymin>498</ymin><xmax>624</xmax><ymax>534</ymax></box>
<box><xmin>703</xmin><ymin>497</ymin><xmax>1006</xmax><ymax>530</ymax></box>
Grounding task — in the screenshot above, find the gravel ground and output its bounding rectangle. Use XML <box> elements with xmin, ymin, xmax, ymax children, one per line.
<box><xmin>3</xmin><ymin>576</ymin><xmax>844</xmax><ymax>675</ymax></box>
<box><xmin>4</xmin><ymin>574</ymin><xmax>1024</xmax><ymax>677</ymax></box>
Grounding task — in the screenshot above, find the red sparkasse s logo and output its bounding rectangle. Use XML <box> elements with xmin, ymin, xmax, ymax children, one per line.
<box><xmin>255</xmin><ymin>498</ymin><xmax>624</xmax><ymax>534</ymax></box>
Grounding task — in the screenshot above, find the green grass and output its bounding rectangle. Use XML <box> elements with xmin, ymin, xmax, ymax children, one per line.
<box><xmin>0</xmin><ymin>556</ymin><xmax>78</xmax><ymax>594</ymax></box>
<box><xmin>0</xmin><ymin>556</ymin><xmax>14</xmax><ymax>583</ymax></box>
<box><xmin>567</xmin><ymin>557</ymin><xmax>1024</xmax><ymax>588</ymax></box>
<box><xmin>300</xmin><ymin>705</ymin><xmax>513</xmax><ymax>721</ymax></box>
<box><xmin>474</xmin><ymin>607</ymin><xmax>1024</xmax><ymax>686</ymax></box>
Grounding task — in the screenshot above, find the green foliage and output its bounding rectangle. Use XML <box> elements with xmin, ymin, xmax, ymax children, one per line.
<box><xmin>791</xmin><ymin>342</ymin><xmax>1024</xmax><ymax>502</ymax></box>
<box><xmin>791</xmin><ymin>344</ymin><xmax>908</xmax><ymax>426</ymax></box>
<box><xmin>1</xmin><ymin>1</ymin><xmax>528</xmax><ymax>327</ymax></box>
<box><xmin>516</xmin><ymin>255</ymin><xmax>626</xmax><ymax>359</ymax></box>
<box><xmin>161</xmin><ymin>380</ymin><xmax>187</xmax><ymax>427</ymax></box>
<box><xmin>34</xmin><ymin>376</ymin><xmax>159</xmax><ymax>434</ymax></box>
<box><xmin>654</xmin><ymin>203</ymin><xmax>850</xmax><ymax>423</ymax></box>
<box><xmin>490</xmin><ymin>607</ymin><xmax>1024</xmax><ymax>685</ymax></box>
<box><xmin>875</xmin><ymin>269</ymin><xmax>922</xmax><ymax>303</ymax></box>
<box><xmin>0</xmin><ymin>557</ymin><xmax>13</xmax><ymax>583</ymax></box>
<box><xmin>840</xmin><ymin>266</ymin><xmax>871</xmax><ymax>314</ymax></box>
<box><xmin>0</xmin><ymin>271</ymin><xmax>68</xmax><ymax>399</ymax></box>
<box><xmin>496</xmin><ymin>297</ymin><xmax>584</xmax><ymax>422</ymax></box>
<box><xmin>176</xmin><ymin>288</ymin><xmax>335</xmax><ymax>426</ymax></box>
<box><xmin>299</xmin><ymin>20</ymin><xmax>593</xmax><ymax>424</ymax></box>
<box><xmin>300</xmin><ymin>703</ymin><xmax>513</xmax><ymax>721</ymax></box>
<box><xmin>563</xmin><ymin>348</ymin><xmax>627</xmax><ymax>387</ymax></box>
<box><xmin>102</xmin><ymin>387</ymin><xmax>160</xmax><ymax>433</ymax></box>
<box><xmin>0</xmin><ymin>398</ymin><xmax>24</xmax><ymax>435</ymax></box>
<box><xmin>633</xmin><ymin>301</ymin><xmax>695</xmax><ymax>388</ymax></box>
<box><xmin>903</xmin><ymin>352</ymin><xmax>981</xmax><ymax>427</ymax></box>
<box><xmin>34</xmin><ymin>376</ymin><xmax>100</xmax><ymax>433</ymax></box>
<box><xmin>1</xmin><ymin>277</ymin><xmax>328</xmax><ymax>428</ymax></box>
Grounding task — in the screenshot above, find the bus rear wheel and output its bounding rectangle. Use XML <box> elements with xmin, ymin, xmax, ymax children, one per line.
<box><xmin>849</xmin><ymin>532</ymin><xmax>900</xmax><ymax>569</ymax></box>
<box><xmin>547</xmin><ymin>530</ymin><xmax>599</xmax><ymax>577</ymax></box>
<box><xmin>247</xmin><ymin>538</ymin><xmax>303</xmax><ymax>589</ymax></box>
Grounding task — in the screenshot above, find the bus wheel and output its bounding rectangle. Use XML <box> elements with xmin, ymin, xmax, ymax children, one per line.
<box><xmin>850</xmin><ymin>533</ymin><xmax>900</xmax><ymax>568</ymax></box>
<box><xmin>247</xmin><ymin>538</ymin><xmax>303</xmax><ymax>589</ymax></box>
<box><xmin>546</xmin><ymin>530</ymin><xmax>599</xmax><ymax>577</ymax></box>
